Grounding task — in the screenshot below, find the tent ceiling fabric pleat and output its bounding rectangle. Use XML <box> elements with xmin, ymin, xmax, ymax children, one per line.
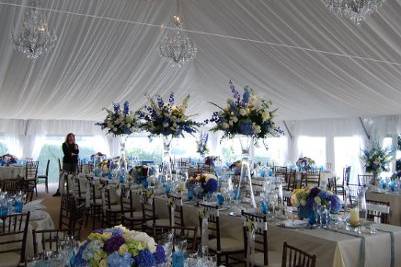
<box><xmin>0</xmin><ymin>0</ymin><xmax>400</xmax><ymax>121</ymax></box>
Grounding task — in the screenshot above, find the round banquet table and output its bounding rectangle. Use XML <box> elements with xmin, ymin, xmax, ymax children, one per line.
<box><xmin>0</xmin><ymin>165</ymin><xmax>25</xmax><ymax>180</ymax></box>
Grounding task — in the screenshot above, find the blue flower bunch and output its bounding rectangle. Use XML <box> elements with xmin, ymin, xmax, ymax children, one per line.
<box><xmin>291</xmin><ymin>187</ymin><xmax>342</xmax><ymax>214</ymax></box>
<box><xmin>209</xmin><ymin>81</ymin><xmax>284</xmax><ymax>139</ymax></box>
<box><xmin>96</xmin><ymin>101</ymin><xmax>138</xmax><ymax>136</ymax></box>
<box><xmin>137</xmin><ymin>93</ymin><xmax>202</xmax><ymax>138</ymax></box>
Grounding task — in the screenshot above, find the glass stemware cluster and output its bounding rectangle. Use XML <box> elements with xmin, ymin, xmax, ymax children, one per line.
<box><xmin>0</xmin><ymin>190</ymin><xmax>25</xmax><ymax>216</ymax></box>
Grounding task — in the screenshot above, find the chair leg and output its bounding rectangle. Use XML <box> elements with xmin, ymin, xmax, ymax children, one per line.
<box><xmin>35</xmin><ymin>181</ymin><xmax>38</xmax><ymax>197</ymax></box>
<box><xmin>45</xmin><ymin>178</ymin><xmax>48</xmax><ymax>193</ymax></box>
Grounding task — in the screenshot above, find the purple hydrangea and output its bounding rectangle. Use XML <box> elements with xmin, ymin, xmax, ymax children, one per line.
<box><xmin>104</xmin><ymin>235</ymin><xmax>125</xmax><ymax>254</ymax></box>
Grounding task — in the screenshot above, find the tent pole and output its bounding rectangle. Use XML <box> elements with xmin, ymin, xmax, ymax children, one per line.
<box><xmin>283</xmin><ymin>121</ymin><xmax>292</xmax><ymax>140</ymax></box>
<box><xmin>358</xmin><ymin>117</ymin><xmax>371</xmax><ymax>141</ymax></box>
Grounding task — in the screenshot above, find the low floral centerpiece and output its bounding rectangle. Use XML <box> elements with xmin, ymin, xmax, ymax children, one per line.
<box><xmin>291</xmin><ymin>187</ymin><xmax>342</xmax><ymax>224</ymax></box>
<box><xmin>296</xmin><ymin>157</ymin><xmax>315</xmax><ymax>172</ymax></box>
<box><xmin>72</xmin><ymin>226</ymin><xmax>166</xmax><ymax>267</ymax></box>
<box><xmin>209</xmin><ymin>81</ymin><xmax>283</xmax><ymax>208</ymax></box>
<box><xmin>0</xmin><ymin>154</ymin><xmax>17</xmax><ymax>166</ymax></box>
<box><xmin>361</xmin><ymin>142</ymin><xmax>393</xmax><ymax>185</ymax></box>
<box><xmin>129</xmin><ymin>165</ymin><xmax>151</xmax><ymax>187</ymax></box>
<box><xmin>138</xmin><ymin>93</ymin><xmax>201</xmax><ymax>180</ymax></box>
<box><xmin>186</xmin><ymin>173</ymin><xmax>218</xmax><ymax>199</ymax></box>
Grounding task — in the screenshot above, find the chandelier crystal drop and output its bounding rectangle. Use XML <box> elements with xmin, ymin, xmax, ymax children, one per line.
<box><xmin>324</xmin><ymin>0</ymin><xmax>385</xmax><ymax>25</ymax></box>
<box><xmin>12</xmin><ymin>2</ymin><xmax>57</xmax><ymax>59</ymax></box>
<box><xmin>159</xmin><ymin>15</ymin><xmax>197</xmax><ymax>67</ymax></box>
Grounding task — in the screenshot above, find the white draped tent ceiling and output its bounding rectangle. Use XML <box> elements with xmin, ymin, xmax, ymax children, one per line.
<box><xmin>0</xmin><ymin>0</ymin><xmax>401</xmax><ymax>122</ymax></box>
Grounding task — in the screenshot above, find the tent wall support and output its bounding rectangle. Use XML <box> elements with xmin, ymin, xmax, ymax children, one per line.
<box><xmin>359</xmin><ymin>117</ymin><xmax>370</xmax><ymax>141</ymax></box>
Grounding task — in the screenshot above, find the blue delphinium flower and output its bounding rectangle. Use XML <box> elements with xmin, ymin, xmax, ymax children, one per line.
<box><xmin>242</xmin><ymin>86</ymin><xmax>251</xmax><ymax>104</ymax></box>
<box><xmin>169</xmin><ymin>93</ymin><xmax>175</xmax><ymax>104</ymax></box>
<box><xmin>123</xmin><ymin>101</ymin><xmax>129</xmax><ymax>115</ymax></box>
<box><xmin>113</xmin><ymin>103</ymin><xmax>120</xmax><ymax>113</ymax></box>
<box><xmin>135</xmin><ymin>249</ymin><xmax>156</xmax><ymax>267</ymax></box>
<box><xmin>153</xmin><ymin>245</ymin><xmax>166</xmax><ymax>264</ymax></box>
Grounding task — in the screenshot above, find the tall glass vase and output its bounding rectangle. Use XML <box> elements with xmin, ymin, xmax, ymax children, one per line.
<box><xmin>161</xmin><ymin>135</ymin><xmax>173</xmax><ymax>181</ymax></box>
<box><xmin>117</xmin><ymin>135</ymin><xmax>128</xmax><ymax>182</ymax></box>
<box><xmin>345</xmin><ymin>185</ymin><xmax>368</xmax><ymax>228</ymax></box>
<box><xmin>233</xmin><ymin>135</ymin><xmax>256</xmax><ymax>208</ymax></box>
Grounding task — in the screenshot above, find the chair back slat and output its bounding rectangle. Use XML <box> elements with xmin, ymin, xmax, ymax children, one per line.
<box><xmin>367</xmin><ymin>200</ymin><xmax>390</xmax><ymax>224</ymax></box>
<box><xmin>0</xmin><ymin>212</ymin><xmax>30</xmax><ymax>264</ymax></box>
<box><xmin>282</xmin><ymin>242</ymin><xmax>316</xmax><ymax>267</ymax></box>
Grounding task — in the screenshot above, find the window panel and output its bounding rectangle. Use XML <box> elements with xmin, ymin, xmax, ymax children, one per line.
<box><xmin>334</xmin><ymin>136</ymin><xmax>363</xmax><ymax>183</ymax></box>
<box><xmin>297</xmin><ymin>136</ymin><xmax>326</xmax><ymax>167</ymax></box>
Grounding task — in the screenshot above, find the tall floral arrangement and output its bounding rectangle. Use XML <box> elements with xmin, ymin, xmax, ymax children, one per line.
<box><xmin>209</xmin><ymin>81</ymin><xmax>283</xmax><ymax>139</ymax></box>
<box><xmin>96</xmin><ymin>101</ymin><xmax>138</xmax><ymax>136</ymax></box>
<box><xmin>72</xmin><ymin>226</ymin><xmax>166</xmax><ymax>267</ymax></box>
<box><xmin>137</xmin><ymin>93</ymin><xmax>201</xmax><ymax>137</ymax></box>
<box><xmin>361</xmin><ymin>142</ymin><xmax>393</xmax><ymax>180</ymax></box>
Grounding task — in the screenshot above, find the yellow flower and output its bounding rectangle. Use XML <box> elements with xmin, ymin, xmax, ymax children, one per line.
<box><xmin>101</xmin><ymin>232</ymin><xmax>112</xmax><ymax>240</ymax></box>
<box><xmin>119</xmin><ymin>244</ymin><xmax>129</xmax><ymax>255</ymax></box>
<box><xmin>99</xmin><ymin>259</ymin><xmax>107</xmax><ymax>267</ymax></box>
<box><xmin>88</xmin><ymin>233</ymin><xmax>103</xmax><ymax>241</ymax></box>
<box><xmin>93</xmin><ymin>251</ymin><xmax>107</xmax><ymax>263</ymax></box>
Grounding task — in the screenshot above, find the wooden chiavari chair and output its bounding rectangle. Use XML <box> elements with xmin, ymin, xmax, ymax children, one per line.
<box><xmin>58</xmin><ymin>195</ymin><xmax>85</xmax><ymax>239</ymax></box>
<box><xmin>0</xmin><ymin>212</ymin><xmax>30</xmax><ymax>267</ymax></box>
<box><xmin>87</xmin><ymin>180</ymin><xmax>103</xmax><ymax>229</ymax></box>
<box><xmin>142</xmin><ymin>194</ymin><xmax>170</xmax><ymax>237</ymax></box>
<box><xmin>121</xmin><ymin>188</ymin><xmax>143</xmax><ymax>230</ymax></box>
<box><xmin>153</xmin><ymin>225</ymin><xmax>198</xmax><ymax>253</ymax></box>
<box><xmin>242</xmin><ymin>211</ymin><xmax>281</xmax><ymax>267</ymax></box>
<box><xmin>274</xmin><ymin>166</ymin><xmax>287</xmax><ymax>179</ymax></box>
<box><xmin>199</xmin><ymin>203</ymin><xmax>243</xmax><ymax>266</ymax></box>
<box><xmin>102</xmin><ymin>185</ymin><xmax>122</xmax><ymax>227</ymax></box>
<box><xmin>32</xmin><ymin>229</ymin><xmax>71</xmax><ymax>257</ymax></box>
<box><xmin>0</xmin><ymin>178</ymin><xmax>34</xmax><ymax>203</ymax></box>
<box><xmin>367</xmin><ymin>200</ymin><xmax>391</xmax><ymax>224</ymax></box>
<box><xmin>281</xmin><ymin>242</ymin><xmax>316</xmax><ymax>267</ymax></box>
<box><xmin>37</xmin><ymin>159</ymin><xmax>50</xmax><ymax>194</ymax></box>
<box><xmin>304</xmin><ymin>170</ymin><xmax>321</xmax><ymax>188</ymax></box>
<box><xmin>25</xmin><ymin>160</ymin><xmax>39</xmax><ymax>197</ymax></box>
<box><xmin>285</xmin><ymin>170</ymin><xmax>297</xmax><ymax>191</ymax></box>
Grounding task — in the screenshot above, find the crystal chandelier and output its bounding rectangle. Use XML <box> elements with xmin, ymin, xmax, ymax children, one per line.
<box><xmin>12</xmin><ymin>1</ymin><xmax>57</xmax><ymax>59</ymax></box>
<box><xmin>324</xmin><ymin>0</ymin><xmax>385</xmax><ymax>25</ymax></box>
<box><xmin>159</xmin><ymin>0</ymin><xmax>197</xmax><ymax>66</ymax></box>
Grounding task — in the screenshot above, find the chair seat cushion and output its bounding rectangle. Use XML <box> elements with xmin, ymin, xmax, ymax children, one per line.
<box><xmin>208</xmin><ymin>237</ymin><xmax>243</xmax><ymax>253</ymax></box>
<box><xmin>124</xmin><ymin>211</ymin><xmax>143</xmax><ymax>220</ymax></box>
<box><xmin>106</xmin><ymin>204</ymin><xmax>121</xmax><ymax>212</ymax></box>
<box><xmin>0</xmin><ymin>252</ymin><xmax>21</xmax><ymax>267</ymax></box>
<box><xmin>246</xmin><ymin>250</ymin><xmax>282</xmax><ymax>267</ymax></box>
<box><xmin>146</xmin><ymin>218</ymin><xmax>170</xmax><ymax>228</ymax></box>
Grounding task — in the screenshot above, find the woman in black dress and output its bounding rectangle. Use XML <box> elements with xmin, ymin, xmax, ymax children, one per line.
<box><xmin>62</xmin><ymin>133</ymin><xmax>79</xmax><ymax>173</ymax></box>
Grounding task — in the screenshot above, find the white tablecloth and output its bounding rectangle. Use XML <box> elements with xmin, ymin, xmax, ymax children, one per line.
<box><xmin>151</xmin><ymin>195</ymin><xmax>401</xmax><ymax>267</ymax></box>
<box><xmin>0</xmin><ymin>166</ymin><xmax>25</xmax><ymax>180</ymax></box>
